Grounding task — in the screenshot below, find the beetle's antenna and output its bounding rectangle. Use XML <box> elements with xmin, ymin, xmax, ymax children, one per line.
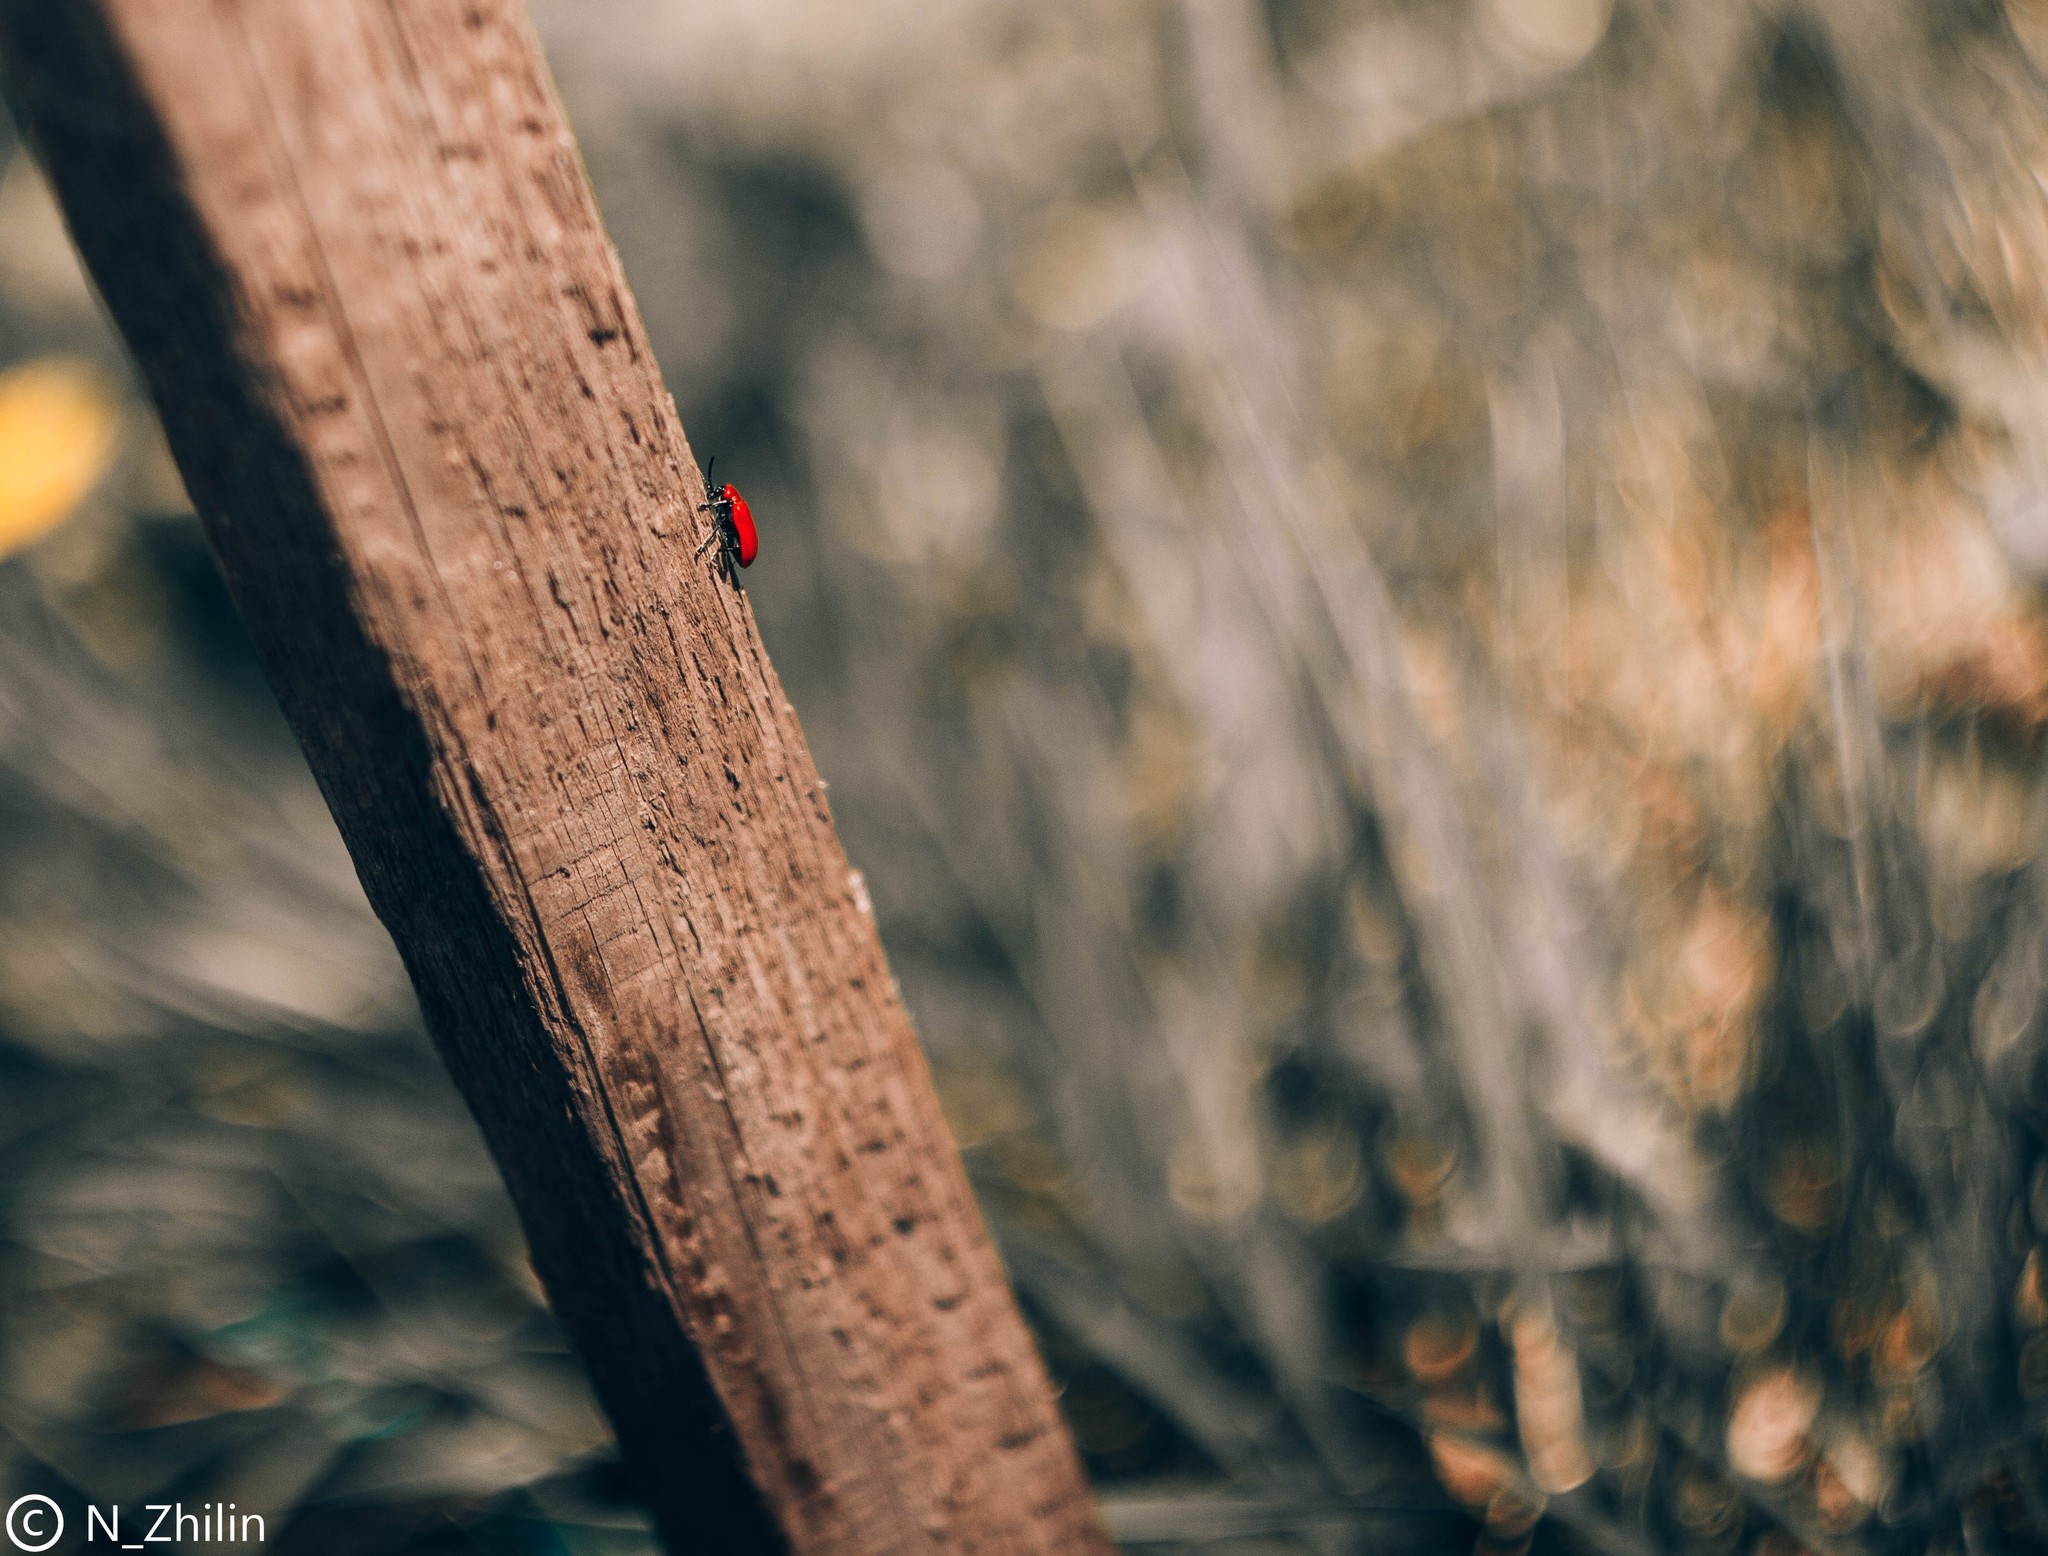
<box><xmin>705</xmin><ymin>454</ymin><xmax>716</xmax><ymax>488</ymax></box>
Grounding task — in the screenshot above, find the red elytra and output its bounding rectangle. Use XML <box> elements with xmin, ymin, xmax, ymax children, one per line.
<box><xmin>720</xmin><ymin>482</ymin><xmax>759</xmax><ymax>567</ymax></box>
<box><xmin>695</xmin><ymin>458</ymin><xmax>758</xmax><ymax>571</ymax></box>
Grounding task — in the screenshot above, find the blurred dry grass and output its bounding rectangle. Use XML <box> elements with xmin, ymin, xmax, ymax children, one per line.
<box><xmin>13</xmin><ymin>0</ymin><xmax>2048</xmax><ymax>1552</ymax></box>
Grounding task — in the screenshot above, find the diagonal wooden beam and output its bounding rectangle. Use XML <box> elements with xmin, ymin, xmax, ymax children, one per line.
<box><xmin>0</xmin><ymin>3</ymin><xmax>1109</xmax><ymax>1550</ymax></box>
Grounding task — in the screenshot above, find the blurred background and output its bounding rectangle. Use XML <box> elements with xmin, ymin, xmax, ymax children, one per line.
<box><xmin>9</xmin><ymin>0</ymin><xmax>2048</xmax><ymax>1551</ymax></box>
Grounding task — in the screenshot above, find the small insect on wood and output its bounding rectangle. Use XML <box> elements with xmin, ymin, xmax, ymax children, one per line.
<box><xmin>694</xmin><ymin>456</ymin><xmax>758</xmax><ymax>577</ymax></box>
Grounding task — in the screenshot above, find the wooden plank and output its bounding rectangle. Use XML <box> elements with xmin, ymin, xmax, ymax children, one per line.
<box><xmin>0</xmin><ymin>2</ymin><xmax>1110</xmax><ymax>1550</ymax></box>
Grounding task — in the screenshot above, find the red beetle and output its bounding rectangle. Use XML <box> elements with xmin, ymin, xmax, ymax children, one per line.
<box><xmin>694</xmin><ymin>456</ymin><xmax>758</xmax><ymax>574</ymax></box>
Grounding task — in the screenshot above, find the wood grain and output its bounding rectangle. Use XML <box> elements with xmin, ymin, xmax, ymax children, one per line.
<box><xmin>0</xmin><ymin>2</ymin><xmax>1110</xmax><ymax>1550</ymax></box>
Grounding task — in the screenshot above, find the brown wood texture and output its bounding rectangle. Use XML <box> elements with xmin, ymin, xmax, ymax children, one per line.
<box><xmin>0</xmin><ymin>3</ymin><xmax>1110</xmax><ymax>1551</ymax></box>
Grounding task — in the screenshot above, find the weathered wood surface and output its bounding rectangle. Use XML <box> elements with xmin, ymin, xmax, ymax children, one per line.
<box><xmin>0</xmin><ymin>2</ymin><xmax>1110</xmax><ymax>1550</ymax></box>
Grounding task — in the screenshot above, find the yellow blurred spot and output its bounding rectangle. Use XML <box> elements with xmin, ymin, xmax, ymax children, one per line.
<box><xmin>1271</xmin><ymin>1125</ymin><xmax>1363</xmax><ymax>1223</ymax></box>
<box><xmin>2018</xmin><ymin>1248</ymin><xmax>2048</xmax><ymax>1331</ymax></box>
<box><xmin>1384</xmin><ymin>1127</ymin><xmax>1459</xmax><ymax>1212</ymax></box>
<box><xmin>2016</xmin><ymin>0</ymin><xmax>2048</xmax><ymax>74</ymax></box>
<box><xmin>1166</xmin><ymin>1136</ymin><xmax>1260</xmax><ymax>1226</ymax></box>
<box><xmin>1876</xmin><ymin>1280</ymin><xmax>1949</xmax><ymax>1379</ymax></box>
<box><xmin>1426</xmin><ymin>1430</ymin><xmax>1517</xmax><ymax>1509</ymax></box>
<box><xmin>1817</xmin><ymin>1433</ymin><xmax>1886</xmax><ymax>1531</ymax></box>
<box><xmin>0</xmin><ymin>356</ymin><xmax>119</xmax><ymax>560</ymax></box>
<box><xmin>1726</xmin><ymin>1366</ymin><xmax>1819</xmax><ymax>1481</ymax></box>
<box><xmin>1765</xmin><ymin>1138</ymin><xmax>1844</xmax><ymax>1233</ymax></box>
<box><xmin>1509</xmin><ymin>1306</ymin><xmax>1595</xmax><ymax>1493</ymax></box>
<box><xmin>1477</xmin><ymin>0</ymin><xmax>1611</xmax><ymax>75</ymax></box>
<box><xmin>1013</xmin><ymin>203</ymin><xmax>1139</xmax><ymax>332</ymax></box>
<box><xmin>1404</xmin><ymin>1308</ymin><xmax>1479</xmax><ymax>1386</ymax></box>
